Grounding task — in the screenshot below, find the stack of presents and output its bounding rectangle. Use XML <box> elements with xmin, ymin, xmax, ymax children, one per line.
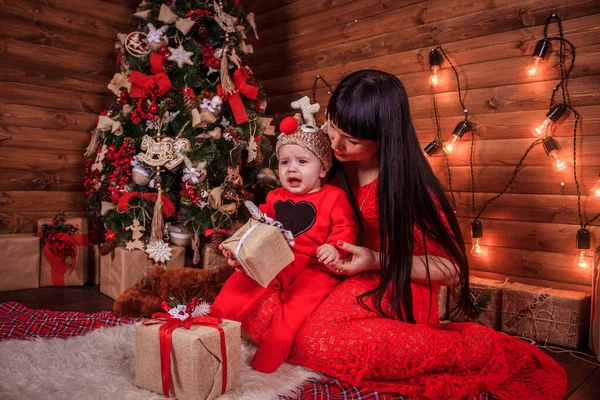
<box><xmin>2</xmin><ymin>210</ymin><xmax>600</xmax><ymax>399</ymax></box>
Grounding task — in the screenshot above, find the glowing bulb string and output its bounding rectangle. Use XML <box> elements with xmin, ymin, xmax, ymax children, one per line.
<box><xmin>431</xmin><ymin>84</ymin><xmax>457</xmax><ymax>210</ymax></box>
<box><xmin>311</xmin><ymin>75</ymin><xmax>334</xmax><ymax>105</ymax></box>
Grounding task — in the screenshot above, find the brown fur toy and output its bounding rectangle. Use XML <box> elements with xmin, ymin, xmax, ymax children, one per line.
<box><xmin>113</xmin><ymin>265</ymin><xmax>235</xmax><ymax>318</ymax></box>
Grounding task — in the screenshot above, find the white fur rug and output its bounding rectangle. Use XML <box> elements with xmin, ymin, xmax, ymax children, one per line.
<box><xmin>0</xmin><ymin>323</ymin><xmax>321</xmax><ymax>400</ymax></box>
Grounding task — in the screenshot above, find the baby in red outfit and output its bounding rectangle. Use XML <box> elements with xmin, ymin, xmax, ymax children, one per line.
<box><xmin>211</xmin><ymin>115</ymin><xmax>358</xmax><ymax>373</ymax></box>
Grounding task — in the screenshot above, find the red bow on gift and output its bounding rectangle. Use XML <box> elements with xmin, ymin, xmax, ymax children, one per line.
<box><xmin>117</xmin><ymin>192</ymin><xmax>176</xmax><ymax>218</ymax></box>
<box><xmin>37</xmin><ymin>232</ymin><xmax>89</xmax><ymax>286</ymax></box>
<box><xmin>128</xmin><ymin>54</ymin><xmax>172</xmax><ymax>98</ymax></box>
<box><xmin>143</xmin><ymin>302</ymin><xmax>228</xmax><ymax>398</ymax></box>
<box><xmin>217</xmin><ymin>68</ymin><xmax>258</xmax><ymax>125</ymax></box>
<box><xmin>204</xmin><ymin>228</ymin><xmax>230</xmax><ymax>238</ymax></box>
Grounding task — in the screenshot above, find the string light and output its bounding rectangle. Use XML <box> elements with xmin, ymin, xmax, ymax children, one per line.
<box><xmin>429</xmin><ymin>48</ymin><xmax>442</xmax><ymax>87</ymax></box>
<box><xmin>531</xmin><ymin>104</ymin><xmax>567</xmax><ymax>137</ymax></box>
<box><xmin>541</xmin><ymin>136</ymin><xmax>567</xmax><ymax>173</ymax></box>
<box><xmin>590</xmin><ymin>174</ymin><xmax>600</xmax><ymax>197</ymax></box>
<box><xmin>443</xmin><ymin>120</ymin><xmax>472</xmax><ymax>153</ymax></box>
<box><xmin>424</xmin><ymin>140</ymin><xmax>441</xmax><ymax>156</ymax></box>
<box><xmin>470</xmin><ymin>220</ymin><xmax>487</xmax><ymax>257</ymax></box>
<box><xmin>526</xmin><ymin>39</ymin><xmax>550</xmax><ymax>76</ymax></box>
<box><xmin>575</xmin><ymin>228</ymin><xmax>591</xmax><ymax>270</ymax></box>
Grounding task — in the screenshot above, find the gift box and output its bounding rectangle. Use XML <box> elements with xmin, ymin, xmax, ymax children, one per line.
<box><xmin>502</xmin><ymin>282</ymin><xmax>591</xmax><ymax>349</ymax></box>
<box><xmin>90</xmin><ymin>244</ymin><xmax>101</xmax><ymax>285</ymax></box>
<box><xmin>439</xmin><ymin>276</ymin><xmax>507</xmax><ymax>330</ymax></box>
<box><xmin>0</xmin><ymin>234</ymin><xmax>40</xmax><ymax>292</ymax></box>
<box><xmin>37</xmin><ymin>217</ymin><xmax>89</xmax><ymax>287</ymax></box>
<box><xmin>590</xmin><ymin>254</ymin><xmax>600</xmax><ymax>360</ymax></box>
<box><xmin>135</xmin><ymin>318</ymin><xmax>241</xmax><ymax>400</ymax></box>
<box><xmin>100</xmin><ymin>246</ymin><xmax>185</xmax><ymax>300</ymax></box>
<box><xmin>221</xmin><ymin>218</ymin><xmax>294</xmax><ymax>287</ymax></box>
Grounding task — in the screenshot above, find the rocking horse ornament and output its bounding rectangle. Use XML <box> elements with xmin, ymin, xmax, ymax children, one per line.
<box><xmin>138</xmin><ymin>126</ymin><xmax>191</xmax><ymax>263</ymax></box>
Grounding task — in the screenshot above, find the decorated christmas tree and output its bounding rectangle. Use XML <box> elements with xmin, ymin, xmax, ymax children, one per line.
<box><xmin>84</xmin><ymin>0</ymin><xmax>278</xmax><ymax>265</ymax></box>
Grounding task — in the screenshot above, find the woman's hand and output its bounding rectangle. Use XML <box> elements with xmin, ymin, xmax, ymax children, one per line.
<box><xmin>326</xmin><ymin>241</ymin><xmax>380</xmax><ymax>276</ymax></box>
<box><xmin>218</xmin><ymin>243</ymin><xmax>242</xmax><ymax>270</ymax></box>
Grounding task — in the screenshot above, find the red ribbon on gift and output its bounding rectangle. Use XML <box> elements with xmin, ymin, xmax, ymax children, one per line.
<box><xmin>217</xmin><ymin>68</ymin><xmax>258</xmax><ymax>125</ymax></box>
<box><xmin>204</xmin><ymin>228</ymin><xmax>230</xmax><ymax>238</ymax></box>
<box><xmin>117</xmin><ymin>192</ymin><xmax>176</xmax><ymax>218</ymax></box>
<box><xmin>37</xmin><ymin>232</ymin><xmax>89</xmax><ymax>286</ymax></box>
<box><xmin>128</xmin><ymin>54</ymin><xmax>172</xmax><ymax>98</ymax></box>
<box><xmin>143</xmin><ymin>303</ymin><xmax>228</xmax><ymax>397</ymax></box>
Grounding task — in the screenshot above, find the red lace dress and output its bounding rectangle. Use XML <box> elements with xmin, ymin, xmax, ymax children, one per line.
<box><xmin>243</xmin><ymin>179</ymin><xmax>567</xmax><ymax>400</ymax></box>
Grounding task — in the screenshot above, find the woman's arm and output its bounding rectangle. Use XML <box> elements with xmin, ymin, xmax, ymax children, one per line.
<box><xmin>332</xmin><ymin>242</ymin><xmax>460</xmax><ymax>287</ymax></box>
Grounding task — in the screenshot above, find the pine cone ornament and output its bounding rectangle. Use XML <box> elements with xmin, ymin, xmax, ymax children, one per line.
<box><xmin>100</xmin><ymin>238</ymin><xmax>117</xmax><ymax>256</ymax></box>
<box><xmin>209</xmin><ymin>231</ymin><xmax>224</xmax><ymax>254</ymax></box>
<box><xmin>98</xmin><ymin>179</ymin><xmax>111</xmax><ymax>202</ymax></box>
<box><xmin>255</xmin><ymin>141</ymin><xmax>264</xmax><ymax>165</ymax></box>
<box><xmin>197</xmin><ymin>24</ymin><xmax>208</xmax><ymax>39</ymax></box>
<box><xmin>108</xmin><ymin>102</ymin><xmax>123</xmax><ymax>116</ymax></box>
<box><xmin>183</xmin><ymin>91</ymin><xmax>197</xmax><ymax>113</ymax></box>
<box><xmin>164</xmin><ymin>97</ymin><xmax>175</xmax><ymax>111</ymax></box>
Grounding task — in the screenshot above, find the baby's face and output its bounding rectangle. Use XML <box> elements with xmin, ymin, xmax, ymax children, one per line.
<box><xmin>278</xmin><ymin>144</ymin><xmax>327</xmax><ymax>195</ymax></box>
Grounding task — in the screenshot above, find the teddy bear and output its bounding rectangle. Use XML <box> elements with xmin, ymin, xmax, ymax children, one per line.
<box><xmin>113</xmin><ymin>264</ymin><xmax>235</xmax><ymax>318</ymax></box>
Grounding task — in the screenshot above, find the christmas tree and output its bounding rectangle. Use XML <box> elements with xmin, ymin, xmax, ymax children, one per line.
<box><xmin>84</xmin><ymin>0</ymin><xmax>278</xmax><ymax>264</ymax></box>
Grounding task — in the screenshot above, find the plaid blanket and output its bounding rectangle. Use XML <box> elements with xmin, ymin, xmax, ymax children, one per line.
<box><xmin>0</xmin><ymin>301</ymin><xmax>131</xmax><ymax>341</ymax></box>
<box><xmin>0</xmin><ymin>302</ymin><xmax>493</xmax><ymax>400</ymax></box>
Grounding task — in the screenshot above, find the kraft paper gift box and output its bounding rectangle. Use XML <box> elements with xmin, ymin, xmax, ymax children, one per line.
<box><xmin>439</xmin><ymin>276</ymin><xmax>507</xmax><ymax>330</ymax></box>
<box><xmin>221</xmin><ymin>218</ymin><xmax>295</xmax><ymax>287</ymax></box>
<box><xmin>501</xmin><ymin>282</ymin><xmax>591</xmax><ymax>349</ymax></box>
<box><xmin>135</xmin><ymin>319</ymin><xmax>241</xmax><ymax>400</ymax></box>
<box><xmin>37</xmin><ymin>217</ymin><xmax>89</xmax><ymax>287</ymax></box>
<box><xmin>202</xmin><ymin>243</ymin><xmax>230</xmax><ymax>270</ymax></box>
<box><xmin>590</xmin><ymin>254</ymin><xmax>600</xmax><ymax>360</ymax></box>
<box><xmin>90</xmin><ymin>244</ymin><xmax>101</xmax><ymax>285</ymax></box>
<box><xmin>0</xmin><ymin>234</ymin><xmax>40</xmax><ymax>292</ymax></box>
<box><xmin>100</xmin><ymin>246</ymin><xmax>185</xmax><ymax>300</ymax></box>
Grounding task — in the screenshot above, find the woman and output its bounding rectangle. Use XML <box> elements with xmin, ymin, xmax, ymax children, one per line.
<box><xmin>225</xmin><ymin>70</ymin><xmax>567</xmax><ymax>399</ymax></box>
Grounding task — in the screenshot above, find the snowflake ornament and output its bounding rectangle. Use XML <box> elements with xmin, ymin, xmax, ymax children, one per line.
<box><xmin>146</xmin><ymin>240</ymin><xmax>172</xmax><ymax>263</ymax></box>
<box><xmin>168</xmin><ymin>44</ymin><xmax>194</xmax><ymax>68</ymax></box>
<box><xmin>147</xmin><ymin>23</ymin><xmax>169</xmax><ymax>43</ymax></box>
<box><xmin>163</xmin><ymin>111</ymin><xmax>180</xmax><ymax>124</ymax></box>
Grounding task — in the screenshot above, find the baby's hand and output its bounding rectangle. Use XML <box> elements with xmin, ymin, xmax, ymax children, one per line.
<box><xmin>316</xmin><ymin>244</ymin><xmax>340</xmax><ymax>267</ymax></box>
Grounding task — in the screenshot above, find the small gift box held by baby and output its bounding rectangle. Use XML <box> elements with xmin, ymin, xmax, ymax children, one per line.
<box><xmin>211</xmin><ymin>106</ymin><xmax>359</xmax><ymax>373</ymax></box>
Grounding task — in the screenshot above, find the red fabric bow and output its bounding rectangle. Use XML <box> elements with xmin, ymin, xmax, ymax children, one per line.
<box><xmin>37</xmin><ymin>232</ymin><xmax>89</xmax><ymax>286</ymax></box>
<box><xmin>143</xmin><ymin>303</ymin><xmax>228</xmax><ymax>397</ymax></box>
<box><xmin>128</xmin><ymin>54</ymin><xmax>172</xmax><ymax>98</ymax></box>
<box><xmin>204</xmin><ymin>228</ymin><xmax>230</xmax><ymax>238</ymax></box>
<box><xmin>217</xmin><ymin>68</ymin><xmax>259</xmax><ymax>125</ymax></box>
<box><xmin>117</xmin><ymin>192</ymin><xmax>176</xmax><ymax>218</ymax></box>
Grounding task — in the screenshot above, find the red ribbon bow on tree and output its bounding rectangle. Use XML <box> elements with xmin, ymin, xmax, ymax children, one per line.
<box><xmin>143</xmin><ymin>302</ymin><xmax>228</xmax><ymax>398</ymax></box>
<box><xmin>128</xmin><ymin>54</ymin><xmax>172</xmax><ymax>98</ymax></box>
<box><xmin>217</xmin><ymin>68</ymin><xmax>258</xmax><ymax>125</ymax></box>
<box><xmin>117</xmin><ymin>192</ymin><xmax>176</xmax><ymax>218</ymax></box>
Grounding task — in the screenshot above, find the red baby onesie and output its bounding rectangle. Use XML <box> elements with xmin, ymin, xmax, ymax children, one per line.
<box><xmin>211</xmin><ymin>184</ymin><xmax>357</xmax><ymax>372</ymax></box>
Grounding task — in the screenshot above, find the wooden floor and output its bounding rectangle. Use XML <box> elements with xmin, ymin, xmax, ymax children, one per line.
<box><xmin>0</xmin><ymin>285</ymin><xmax>598</xmax><ymax>399</ymax></box>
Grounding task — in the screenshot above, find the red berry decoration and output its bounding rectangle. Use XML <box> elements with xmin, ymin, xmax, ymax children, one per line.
<box><xmin>159</xmin><ymin>46</ymin><xmax>171</xmax><ymax>57</ymax></box>
<box><xmin>279</xmin><ymin>116</ymin><xmax>298</xmax><ymax>134</ymax></box>
<box><xmin>185</xmin><ymin>187</ymin><xmax>196</xmax><ymax>198</ymax></box>
<box><xmin>148</xmin><ymin>103</ymin><xmax>159</xmax><ymax>115</ymax></box>
<box><xmin>119</xmin><ymin>91</ymin><xmax>129</xmax><ymax>105</ymax></box>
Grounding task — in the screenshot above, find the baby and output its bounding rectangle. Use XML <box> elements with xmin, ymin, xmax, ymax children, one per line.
<box><xmin>211</xmin><ymin>115</ymin><xmax>358</xmax><ymax>373</ymax></box>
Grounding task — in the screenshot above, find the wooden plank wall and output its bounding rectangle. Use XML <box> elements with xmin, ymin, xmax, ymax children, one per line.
<box><xmin>0</xmin><ymin>0</ymin><xmax>134</xmax><ymax>234</ymax></box>
<box><xmin>248</xmin><ymin>0</ymin><xmax>600</xmax><ymax>292</ymax></box>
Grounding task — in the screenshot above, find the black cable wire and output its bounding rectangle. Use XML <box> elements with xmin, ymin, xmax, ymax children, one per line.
<box><xmin>431</xmin><ymin>85</ymin><xmax>457</xmax><ymax>210</ymax></box>
<box><xmin>311</xmin><ymin>75</ymin><xmax>334</xmax><ymax>105</ymax></box>
<box><xmin>470</xmin><ymin>128</ymin><xmax>476</xmax><ymax>218</ymax></box>
<box><xmin>475</xmin><ymin>139</ymin><xmax>543</xmax><ymax>220</ymax></box>
<box><xmin>436</xmin><ymin>46</ymin><xmax>469</xmax><ymax>119</ymax></box>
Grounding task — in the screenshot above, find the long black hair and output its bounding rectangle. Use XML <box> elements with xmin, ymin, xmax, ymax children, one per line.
<box><xmin>327</xmin><ymin>70</ymin><xmax>470</xmax><ymax>323</ymax></box>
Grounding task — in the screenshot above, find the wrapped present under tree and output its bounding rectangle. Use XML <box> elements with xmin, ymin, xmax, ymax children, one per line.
<box><xmin>0</xmin><ymin>234</ymin><xmax>40</xmax><ymax>292</ymax></box>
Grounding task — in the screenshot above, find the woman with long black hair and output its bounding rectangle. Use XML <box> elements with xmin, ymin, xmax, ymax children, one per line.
<box><xmin>227</xmin><ymin>70</ymin><xmax>567</xmax><ymax>399</ymax></box>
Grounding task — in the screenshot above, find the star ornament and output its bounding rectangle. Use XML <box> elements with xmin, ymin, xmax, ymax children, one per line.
<box><xmin>147</xmin><ymin>23</ymin><xmax>169</xmax><ymax>43</ymax></box>
<box><xmin>168</xmin><ymin>44</ymin><xmax>194</xmax><ymax>68</ymax></box>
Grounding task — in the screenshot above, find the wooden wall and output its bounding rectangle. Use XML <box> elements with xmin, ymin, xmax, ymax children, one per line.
<box><xmin>0</xmin><ymin>0</ymin><xmax>134</xmax><ymax>234</ymax></box>
<box><xmin>248</xmin><ymin>0</ymin><xmax>600</xmax><ymax>292</ymax></box>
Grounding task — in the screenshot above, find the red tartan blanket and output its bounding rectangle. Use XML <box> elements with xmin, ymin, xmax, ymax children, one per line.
<box><xmin>0</xmin><ymin>302</ymin><xmax>492</xmax><ymax>400</ymax></box>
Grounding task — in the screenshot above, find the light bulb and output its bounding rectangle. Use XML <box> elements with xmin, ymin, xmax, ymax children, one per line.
<box><xmin>430</xmin><ymin>66</ymin><xmax>440</xmax><ymax>87</ymax></box>
<box><xmin>471</xmin><ymin>237</ymin><xmax>487</xmax><ymax>257</ymax></box>
<box><xmin>532</xmin><ymin>118</ymin><xmax>551</xmax><ymax>137</ymax></box>
<box><xmin>442</xmin><ymin>135</ymin><xmax>458</xmax><ymax>153</ymax></box>
<box><xmin>527</xmin><ymin>57</ymin><xmax>541</xmax><ymax>76</ymax></box>
<box><xmin>575</xmin><ymin>250</ymin><xmax>590</xmax><ymax>270</ymax></box>
<box><xmin>550</xmin><ymin>153</ymin><xmax>567</xmax><ymax>172</ymax></box>
<box><xmin>590</xmin><ymin>175</ymin><xmax>600</xmax><ymax>197</ymax></box>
